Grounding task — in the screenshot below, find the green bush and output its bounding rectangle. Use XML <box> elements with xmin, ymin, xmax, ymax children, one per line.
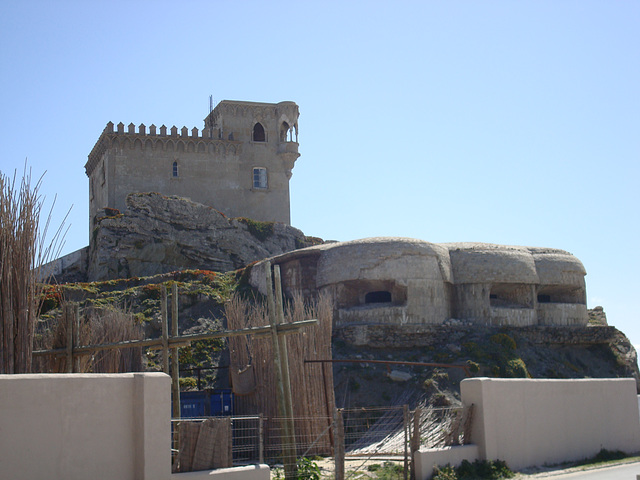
<box><xmin>296</xmin><ymin>457</ymin><xmax>321</xmax><ymax>480</ymax></box>
<box><xmin>466</xmin><ymin>360</ymin><xmax>480</xmax><ymax>374</ymax></box>
<box><xmin>504</xmin><ymin>358</ymin><xmax>530</xmax><ymax>378</ymax></box>
<box><xmin>490</xmin><ymin>333</ymin><xmax>516</xmax><ymax>351</ymax></box>
<box><xmin>179</xmin><ymin>377</ymin><xmax>197</xmax><ymax>390</ymax></box>
<box><xmin>577</xmin><ymin>448</ymin><xmax>628</xmax><ymax>466</ymax></box>
<box><xmin>431</xmin><ymin>459</ymin><xmax>514</xmax><ymax>480</ymax></box>
<box><xmin>372</xmin><ymin>461</ymin><xmax>403</xmax><ymax>480</ymax></box>
<box><xmin>431</xmin><ymin>465</ymin><xmax>457</xmax><ymax>480</ymax></box>
<box><xmin>237</xmin><ymin>217</ymin><xmax>274</xmax><ymax>241</ymax></box>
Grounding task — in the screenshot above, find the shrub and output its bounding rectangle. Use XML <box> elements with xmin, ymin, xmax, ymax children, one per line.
<box><xmin>466</xmin><ymin>360</ymin><xmax>480</xmax><ymax>374</ymax></box>
<box><xmin>431</xmin><ymin>465</ymin><xmax>457</xmax><ymax>480</ymax></box>
<box><xmin>432</xmin><ymin>459</ymin><xmax>514</xmax><ymax>480</ymax></box>
<box><xmin>179</xmin><ymin>377</ymin><xmax>198</xmax><ymax>390</ymax></box>
<box><xmin>237</xmin><ymin>217</ymin><xmax>274</xmax><ymax>241</ymax></box>
<box><xmin>504</xmin><ymin>358</ymin><xmax>530</xmax><ymax>378</ymax></box>
<box><xmin>296</xmin><ymin>457</ymin><xmax>321</xmax><ymax>480</ymax></box>
<box><xmin>490</xmin><ymin>333</ymin><xmax>516</xmax><ymax>351</ymax></box>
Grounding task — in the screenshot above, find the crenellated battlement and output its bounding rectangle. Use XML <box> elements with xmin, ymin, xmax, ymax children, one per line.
<box><xmin>85</xmin><ymin>99</ymin><xmax>300</xmax><ymax>230</ymax></box>
<box><xmin>86</xmin><ymin>122</ymin><xmax>240</xmax><ymax>176</ymax></box>
<box><xmin>107</xmin><ymin>121</ymin><xmax>216</xmax><ymax>138</ymax></box>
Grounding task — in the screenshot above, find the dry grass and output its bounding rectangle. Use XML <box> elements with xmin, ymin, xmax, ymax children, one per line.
<box><xmin>0</xmin><ymin>167</ymin><xmax>67</xmax><ymax>373</ymax></box>
<box><xmin>33</xmin><ymin>304</ymin><xmax>143</xmax><ymax>373</ymax></box>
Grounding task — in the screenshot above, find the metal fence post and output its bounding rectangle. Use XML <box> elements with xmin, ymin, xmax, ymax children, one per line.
<box><xmin>411</xmin><ymin>407</ymin><xmax>422</xmax><ymax>480</ymax></box>
<box><xmin>403</xmin><ymin>404</ymin><xmax>409</xmax><ymax>480</ymax></box>
<box><xmin>259</xmin><ymin>413</ymin><xmax>264</xmax><ymax>465</ymax></box>
<box><xmin>334</xmin><ymin>408</ymin><xmax>345</xmax><ymax>480</ymax></box>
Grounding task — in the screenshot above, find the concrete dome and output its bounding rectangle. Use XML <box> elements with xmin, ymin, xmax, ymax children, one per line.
<box><xmin>529</xmin><ymin>248</ymin><xmax>586</xmax><ymax>285</ymax></box>
<box><xmin>445</xmin><ymin>243</ymin><xmax>539</xmax><ymax>284</ymax></box>
<box><xmin>315</xmin><ymin>237</ymin><xmax>452</xmax><ymax>287</ymax></box>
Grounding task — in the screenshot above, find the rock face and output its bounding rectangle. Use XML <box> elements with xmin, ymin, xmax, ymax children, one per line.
<box><xmin>87</xmin><ymin>193</ymin><xmax>316</xmax><ymax>281</ymax></box>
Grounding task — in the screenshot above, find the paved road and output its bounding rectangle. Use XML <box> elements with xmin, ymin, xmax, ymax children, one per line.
<box><xmin>525</xmin><ymin>461</ymin><xmax>640</xmax><ymax>479</ymax></box>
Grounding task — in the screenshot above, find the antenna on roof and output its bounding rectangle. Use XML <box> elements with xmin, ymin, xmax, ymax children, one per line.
<box><xmin>208</xmin><ymin>95</ymin><xmax>215</xmax><ymax>138</ymax></box>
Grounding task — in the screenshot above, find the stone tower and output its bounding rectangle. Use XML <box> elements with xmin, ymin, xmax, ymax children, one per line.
<box><xmin>85</xmin><ymin>100</ymin><xmax>300</xmax><ymax>234</ymax></box>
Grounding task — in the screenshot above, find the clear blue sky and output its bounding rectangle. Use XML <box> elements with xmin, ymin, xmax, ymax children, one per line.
<box><xmin>1</xmin><ymin>1</ymin><xmax>638</xmax><ymax>346</ymax></box>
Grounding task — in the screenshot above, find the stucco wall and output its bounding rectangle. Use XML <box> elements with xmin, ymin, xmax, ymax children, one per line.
<box><xmin>0</xmin><ymin>373</ymin><xmax>270</xmax><ymax>480</ymax></box>
<box><xmin>0</xmin><ymin>373</ymin><xmax>170</xmax><ymax>480</ymax></box>
<box><xmin>460</xmin><ymin>377</ymin><xmax>640</xmax><ymax>470</ymax></box>
<box><xmin>414</xmin><ymin>445</ymin><xmax>479</xmax><ymax>479</ymax></box>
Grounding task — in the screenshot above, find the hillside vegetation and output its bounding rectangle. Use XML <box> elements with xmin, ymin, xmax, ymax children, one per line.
<box><xmin>36</xmin><ymin>267</ymin><xmax>639</xmax><ymax>405</ymax></box>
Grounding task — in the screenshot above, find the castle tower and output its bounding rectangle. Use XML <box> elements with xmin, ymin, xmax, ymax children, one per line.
<box><xmin>85</xmin><ymin>100</ymin><xmax>300</xmax><ymax>235</ymax></box>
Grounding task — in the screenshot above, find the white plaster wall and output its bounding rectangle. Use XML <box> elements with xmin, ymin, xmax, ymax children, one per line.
<box><xmin>0</xmin><ymin>373</ymin><xmax>170</xmax><ymax>480</ymax></box>
<box><xmin>0</xmin><ymin>373</ymin><xmax>270</xmax><ymax>480</ymax></box>
<box><xmin>414</xmin><ymin>445</ymin><xmax>479</xmax><ymax>480</ymax></box>
<box><xmin>461</xmin><ymin>378</ymin><xmax>640</xmax><ymax>470</ymax></box>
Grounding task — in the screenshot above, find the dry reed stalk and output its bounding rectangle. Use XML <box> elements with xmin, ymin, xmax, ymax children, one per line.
<box><xmin>89</xmin><ymin>307</ymin><xmax>143</xmax><ymax>373</ymax></box>
<box><xmin>227</xmin><ymin>291</ymin><xmax>334</xmax><ymax>455</ymax></box>
<box><xmin>32</xmin><ymin>303</ymin><xmax>143</xmax><ymax>373</ymax></box>
<box><xmin>0</xmin><ymin>167</ymin><xmax>67</xmax><ymax>373</ymax></box>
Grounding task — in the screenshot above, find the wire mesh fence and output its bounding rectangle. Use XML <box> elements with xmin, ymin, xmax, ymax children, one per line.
<box><xmin>171</xmin><ymin>415</ymin><xmax>264</xmax><ymax>471</ymax></box>
<box><xmin>170</xmin><ymin>404</ymin><xmax>472</xmax><ymax>478</ymax></box>
<box><xmin>264</xmin><ymin>415</ymin><xmax>334</xmax><ymax>462</ymax></box>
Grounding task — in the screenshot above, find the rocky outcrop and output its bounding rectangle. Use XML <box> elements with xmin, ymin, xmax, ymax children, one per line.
<box><xmin>87</xmin><ymin>193</ymin><xmax>319</xmax><ymax>281</ymax></box>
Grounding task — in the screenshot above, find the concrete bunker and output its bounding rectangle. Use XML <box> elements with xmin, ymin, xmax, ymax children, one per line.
<box><xmin>333</xmin><ymin>279</ymin><xmax>408</xmax><ymax>309</ymax></box>
<box><xmin>250</xmin><ymin>238</ymin><xmax>589</xmax><ymax>328</ymax></box>
<box><xmin>489</xmin><ymin>283</ymin><xmax>533</xmax><ymax>309</ymax></box>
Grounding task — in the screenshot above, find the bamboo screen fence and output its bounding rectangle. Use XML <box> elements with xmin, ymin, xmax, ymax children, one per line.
<box><xmin>226</xmin><ymin>292</ymin><xmax>335</xmax><ymax>456</ymax></box>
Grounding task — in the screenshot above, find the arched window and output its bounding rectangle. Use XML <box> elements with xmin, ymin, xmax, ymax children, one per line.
<box><xmin>280</xmin><ymin>121</ymin><xmax>290</xmax><ymax>142</ymax></box>
<box><xmin>252</xmin><ymin>122</ymin><xmax>266</xmax><ymax>142</ymax></box>
<box><xmin>253</xmin><ymin>167</ymin><xmax>267</xmax><ymax>189</ymax></box>
<box><xmin>365</xmin><ymin>291</ymin><xmax>392</xmax><ymax>304</ymax></box>
<box><xmin>172</xmin><ymin>161</ymin><xmax>178</xmax><ymax>177</ymax></box>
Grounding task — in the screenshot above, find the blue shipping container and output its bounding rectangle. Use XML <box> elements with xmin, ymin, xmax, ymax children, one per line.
<box><xmin>210</xmin><ymin>390</ymin><xmax>233</xmax><ymax>416</ymax></box>
<box><xmin>176</xmin><ymin>390</ymin><xmax>233</xmax><ymax>418</ymax></box>
<box><xmin>179</xmin><ymin>391</ymin><xmax>207</xmax><ymax>418</ymax></box>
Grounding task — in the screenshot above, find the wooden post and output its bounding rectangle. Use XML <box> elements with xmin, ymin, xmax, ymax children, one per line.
<box><xmin>411</xmin><ymin>407</ymin><xmax>421</xmax><ymax>480</ymax></box>
<box><xmin>65</xmin><ymin>304</ymin><xmax>73</xmax><ymax>373</ymax></box>
<box><xmin>322</xmin><ymin>361</ymin><xmax>335</xmax><ymax>451</ymax></box>
<box><xmin>333</xmin><ymin>408</ymin><xmax>345</xmax><ymax>480</ymax></box>
<box><xmin>171</xmin><ymin>283</ymin><xmax>180</xmax><ymax>419</ymax></box>
<box><xmin>403</xmin><ymin>404</ymin><xmax>409</xmax><ymax>480</ymax></box>
<box><xmin>73</xmin><ymin>303</ymin><xmax>80</xmax><ymax>373</ymax></box>
<box><xmin>161</xmin><ymin>285</ymin><xmax>169</xmax><ymax>375</ymax></box>
<box><xmin>273</xmin><ymin>267</ymin><xmax>296</xmax><ymax>432</ymax></box>
<box><xmin>265</xmin><ymin>263</ymin><xmax>296</xmax><ymax>479</ymax></box>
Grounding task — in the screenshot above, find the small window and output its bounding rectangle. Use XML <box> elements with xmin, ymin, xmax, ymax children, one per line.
<box><xmin>252</xmin><ymin>123</ymin><xmax>265</xmax><ymax>142</ymax></box>
<box><xmin>253</xmin><ymin>167</ymin><xmax>267</xmax><ymax>189</ymax></box>
<box><xmin>537</xmin><ymin>294</ymin><xmax>551</xmax><ymax>303</ymax></box>
<box><xmin>172</xmin><ymin>161</ymin><xmax>178</xmax><ymax>177</ymax></box>
<box><xmin>365</xmin><ymin>291</ymin><xmax>392</xmax><ymax>304</ymax></box>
